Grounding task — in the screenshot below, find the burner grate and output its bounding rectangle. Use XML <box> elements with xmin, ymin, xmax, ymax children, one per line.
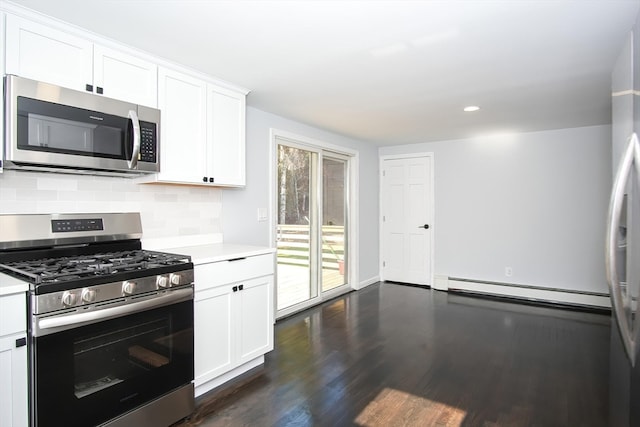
<box><xmin>0</xmin><ymin>250</ymin><xmax>190</xmax><ymax>285</ymax></box>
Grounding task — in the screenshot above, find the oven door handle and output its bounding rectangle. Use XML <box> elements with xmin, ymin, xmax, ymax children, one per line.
<box><xmin>36</xmin><ymin>288</ymin><xmax>192</xmax><ymax>335</ymax></box>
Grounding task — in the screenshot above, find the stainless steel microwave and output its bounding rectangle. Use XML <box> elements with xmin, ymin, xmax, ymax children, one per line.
<box><xmin>3</xmin><ymin>75</ymin><xmax>160</xmax><ymax>176</ymax></box>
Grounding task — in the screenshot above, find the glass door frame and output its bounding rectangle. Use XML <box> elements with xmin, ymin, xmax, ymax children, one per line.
<box><xmin>270</xmin><ymin>129</ymin><xmax>358</xmax><ymax>320</ymax></box>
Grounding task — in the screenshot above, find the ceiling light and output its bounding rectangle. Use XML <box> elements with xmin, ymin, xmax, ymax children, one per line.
<box><xmin>463</xmin><ymin>105</ymin><xmax>480</xmax><ymax>112</ymax></box>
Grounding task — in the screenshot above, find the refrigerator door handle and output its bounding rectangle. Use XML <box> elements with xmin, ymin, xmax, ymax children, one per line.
<box><xmin>606</xmin><ymin>132</ymin><xmax>640</xmax><ymax>366</ymax></box>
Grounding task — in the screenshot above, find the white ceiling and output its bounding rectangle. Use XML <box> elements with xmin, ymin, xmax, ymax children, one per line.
<box><xmin>10</xmin><ymin>0</ymin><xmax>640</xmax><ymax>146</ymax></box>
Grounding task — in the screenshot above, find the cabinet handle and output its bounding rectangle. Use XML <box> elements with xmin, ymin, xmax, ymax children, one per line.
<box><xmin>209</xmin><ymin>177</ymin><xmax>214</xmax><ymax>183</ymax></box>
<box><xmin>232</xmin><ymin>286</ymin><xmax>238</xmax><ymax>292</ymax></box>
<box><xmin>15</xmin><ymin>337</ymin><xmax>27</xmax><ymax>348</ymax></box>
<box><xmin>85</xmin><ymin>84</ymin><xmax>93</xmax><ymax>92</ymax></box>
<box><xmin>228</xmin><ymin>257</ymin><xmax>246</xmax><ymax>262</ymax></box>
<box><xmin>202</xmin><ymin>177</ymin><xmax>208</xmax><ymax>183</ymax></box>
<box><xmin>96</xmin><ymin>87</ymin><xmax>104</xmax><ymax>94</ymax></box>
<box><xmin>239</xmin><ymin>284</ymin><xmax>244</xmax><ymax>291</ymax></box>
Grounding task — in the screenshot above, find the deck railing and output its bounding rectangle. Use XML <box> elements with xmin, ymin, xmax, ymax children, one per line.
<box><xmin>276</xmin><ymin>224</ymin><xmax>345</xmax><ymax>270</ymax></box>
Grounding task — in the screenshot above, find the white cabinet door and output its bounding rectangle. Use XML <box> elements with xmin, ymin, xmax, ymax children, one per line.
<box><xmin>93</xmin><ymin>45</ymin><xmax>158</xmax><ymax>107</ymax></box>
<box><xmin>1</xmin><ymin>12</ymin><xmax>5</xmax><ymax>173</ymax></box>
<box><xmin>157</xmin><ymin>67</ymin><xmax>207</xmax><ymax>183</ymax></box>
<box><xmin>5</xmin><ymin>15</ymin><xmax>93</xmax><ymax>92</ymax></box>
<box><xmin>0</xmin><ymin>334</ymin><xmax>28</xmax><ymax>427</ymax></box>
<box><xmin>0</xmin><ymin>292</ymin><xmax>27</xmax><ymax>427</ymax></box>
<box><xmin>193</xmin><ymin>256</ymin><xmax>274</xmax><ymax>391</ymax></box>
<box><xmin>5</xmin><ymin>15</ymin><xmax>157</xmax><ymax>108</ymax></box>
<box><xmin>207</xmin><ymin>84</ymin><xmax>246</xmax><ymax>186</ymax></box>
<box><xmin>194</xmin><ymin>285</ymin><xmax>234</xmax><ymax>386</ymax></box>
<box><xmin>148</xmin><ymin>69</ymin><xmax>247</xmax><ymax>186</ymax></box>
<box><xmin>236</xmin><ymin>276</ymin><xmax>274</xmax><ymax>365</ymax></box>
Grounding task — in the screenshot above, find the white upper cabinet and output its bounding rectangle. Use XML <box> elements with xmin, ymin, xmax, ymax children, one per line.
<box><xmin>5</xmin><ymin>15</ymin><xmax>93</xmax><ymax>92</ymax></box>
<box><xmin>157</xmin><ymin>67</ymin><xmax>208</xmax><ymax>183</ymax></box>
<box><xmin>151</xmin><ymin>66</ymin><xmax>247</xmax><ymax>187</ymax></box>
<box><xmin>1</xmin><ymin>12</ymin><xmax>5</xmax><ymax>173</ymax></box>
<box><xmin>207</xmin><ymin>85</ymin><xmax>246</xmax><ymax>186</ymax></box>
<box><xmin>3</xmin><ymin>10</ymin><xmax>247</xmax><ymax>185</ymax></box>
<box><xmin>93</xmin><ymin>45</ymin><xmax>157</xmax><ymax>107</ymax></box>
<box><xmin>5</xmin><ymin>14</ymin><xmax>157</xmax><ymax>107</ymax></box>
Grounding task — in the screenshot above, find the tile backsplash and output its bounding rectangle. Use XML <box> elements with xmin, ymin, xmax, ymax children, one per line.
<box><xmin>0</xmin><ymin>171</ymin><xmax>223</xmax><ymax>240</ymax></box>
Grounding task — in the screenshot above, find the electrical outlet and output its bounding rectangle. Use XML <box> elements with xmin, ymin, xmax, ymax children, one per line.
<box><xmin>505</xmin><ymin>267</ymin><xmax>513</xmax><ymax>277</ymax></box>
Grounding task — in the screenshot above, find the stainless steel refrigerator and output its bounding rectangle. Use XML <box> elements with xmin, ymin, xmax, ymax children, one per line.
<box><xmin>608</xmin><ymin>7</ymin><xmax>640</xmax><ymax>426</ymax></box>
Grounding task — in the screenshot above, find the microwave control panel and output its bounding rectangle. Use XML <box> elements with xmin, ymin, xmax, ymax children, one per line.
<box><xmin>139</xmin><ymin>121</ymin><xmax>157</xmax><ymax>163</ymax></box>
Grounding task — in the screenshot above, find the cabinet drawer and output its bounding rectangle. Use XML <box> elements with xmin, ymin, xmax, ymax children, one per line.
<box><xmin>0</xmin><ymin>292</ymin><xmax>26</xmax><ymax>336</ymax></box>
<box><xmin>195</xmin><ymin>254</ymin><xmax>274</xmax><ymax>291</ymax></box>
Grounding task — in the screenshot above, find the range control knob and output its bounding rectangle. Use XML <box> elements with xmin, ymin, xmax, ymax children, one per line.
<box><xmin>170</xmin><ymin>273</ymin><xmax>182</xmax><ymax>286</ymax></box>
<box><xmin>81</xmin><ymin>288</ymin><xmax>96</xmax><ymax>303</ymax></box>
<box><xmin>122</xmin><ymin>281</ymin><xmax>137</xmax><ymax>296</ymax></box>
<box><xmin>61</xmin><ymin>291</ymin><xmax>78</xmax><ymax>307</ymax></box>
<box><xmin>156</xmin><ymin>275</ymin><xmax>169</xmax><ymax>289</ymax></box>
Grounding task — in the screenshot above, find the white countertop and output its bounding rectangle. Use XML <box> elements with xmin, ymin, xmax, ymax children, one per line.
<box><xmin>0</xmin><ymin>272</ymin><xmax>29</xmax><ymax>297</ymax></box>
<box><xmin>160</xmin><ymin>243</ymin><xmax>275</xmax><ymax>265</ymax></box>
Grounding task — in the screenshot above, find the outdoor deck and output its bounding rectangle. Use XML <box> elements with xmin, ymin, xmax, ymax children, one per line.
<box><xmin>277</xmin><ymin>263</ymin><xmax>346</xmax><ymax>310</ymax></box>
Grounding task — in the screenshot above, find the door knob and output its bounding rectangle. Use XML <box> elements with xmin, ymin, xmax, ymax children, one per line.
<box><xmin>418</xmin><ymin>224</ymin><xmax>430</xmax><ymax>229</ymax></box>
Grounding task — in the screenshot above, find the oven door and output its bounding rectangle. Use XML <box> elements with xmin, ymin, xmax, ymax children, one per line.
<box><xmin>31</xmin><ymin>299</ymin><xmax>193</xmax><ymax>427</ymax></box>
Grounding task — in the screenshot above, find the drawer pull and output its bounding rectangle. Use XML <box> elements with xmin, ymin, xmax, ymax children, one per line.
<box><xmin>228</xmin><ymin>257</ymin><xmax>247</xmax><ymax>262</ymax></box>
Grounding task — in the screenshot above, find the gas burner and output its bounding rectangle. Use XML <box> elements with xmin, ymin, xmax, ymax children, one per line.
<box><xmin>0</xmin><ymin>249</ymin><xmax>191</xmax><ymax>286</ymax></box>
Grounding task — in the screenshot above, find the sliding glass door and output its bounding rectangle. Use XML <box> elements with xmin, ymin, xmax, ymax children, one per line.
<box><xmin>321</xmin><ymin>155</ymin><xmax>348</xmax><ymax>292</ymax></box>
<box><xmin>276</xmin><ymin>144</ymin><xmax>319</xmax><ymax>310</ymax></box>
<box><xmin>275</xmin><ymin>138</ymin><xmax>351</xmax><ymax>318</ymax></box>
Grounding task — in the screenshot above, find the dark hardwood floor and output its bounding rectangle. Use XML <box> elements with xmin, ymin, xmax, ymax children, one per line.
<box><xmin>178</xmin><ymin>282</ymin><xmax>611</xmax><ymax>427</ymax></box>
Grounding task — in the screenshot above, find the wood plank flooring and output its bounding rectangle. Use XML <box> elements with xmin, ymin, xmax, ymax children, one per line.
<box><xmin>176</xmin><ymin>282</ymin><xmax>610</xmax><ymax>427</ymax></box>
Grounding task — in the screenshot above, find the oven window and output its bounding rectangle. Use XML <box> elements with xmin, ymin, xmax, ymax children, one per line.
<box><xmin>33</xmin><ymin>299</ymin><xmax>193</xmax><ymax>427</ymax></box>
<box><xmin>74</xmin><ymin>317</ymin><xmax>180</xmax><ymax>398</ymax></box>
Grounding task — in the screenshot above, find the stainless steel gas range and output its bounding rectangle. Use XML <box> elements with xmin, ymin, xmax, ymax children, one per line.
<box><xmin>0</xmin><ymin>213</ymin><xmax>195</xmax><ymax>427</ymax></box>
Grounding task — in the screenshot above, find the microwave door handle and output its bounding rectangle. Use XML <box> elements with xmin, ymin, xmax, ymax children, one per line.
<box><xmin>606</xmin><ymin>132</ymin><xmax>640</xmax><ymax>366</ymax></box>
<box><xmin>127</xmin><ymin>110</ymin><xmax>141</xmax><ymax>170</ymax></box>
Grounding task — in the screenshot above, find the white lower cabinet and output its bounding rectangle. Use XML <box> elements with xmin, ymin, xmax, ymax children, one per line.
<box><xmin>194</xmin><ymin>254</ymin><xmax>274</xmax><ymax>396</ymax></box>
<box><xmin>0</xmin><ymin>292</ymin><xmax>28</xmax><ymax>427</ymax></box>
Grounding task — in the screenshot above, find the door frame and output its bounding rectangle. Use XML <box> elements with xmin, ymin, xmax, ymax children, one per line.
<box><xmin>379</xmin><ymin>152</ymin><xmax>435</xmax><ymax>287</ymax></box>
<box><xmin>269</xmin><ymin>128</ymin><xmax>359</xmax><ymax>319</ymax></box>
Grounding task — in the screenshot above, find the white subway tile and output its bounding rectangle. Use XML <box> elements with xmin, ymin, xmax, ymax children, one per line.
<box><xmin>37</xmin><ymin>176</ymin><xmax>78</xmax><ymax>191</ymax></box>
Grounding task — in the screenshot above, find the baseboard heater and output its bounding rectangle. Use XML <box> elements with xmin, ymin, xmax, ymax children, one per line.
<box><xmin>447</xmin><ymin>277</ymin><xmax>611</xmax><ymax>311</ymax></box>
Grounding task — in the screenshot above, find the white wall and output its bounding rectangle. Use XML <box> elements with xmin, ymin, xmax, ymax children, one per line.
<box><xmin>0</xmin><ymin>171</ymin><xmax>223</xmax><ymax>240</ymax></box>
<box><xmin>222</xmin><ymin>106</ymin><xmax>380</xmax><ymax>287</ymax></box>
<box><xmin>379</xmin><ymin>125</ymin><xmax>612</xmax><ymax>294</ymax></box>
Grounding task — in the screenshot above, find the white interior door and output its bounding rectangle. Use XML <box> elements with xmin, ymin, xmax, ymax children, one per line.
<box><xmin>381</xmin><ymin>155</ymin><xmax>433</xmax><ymax>286</ymax></box>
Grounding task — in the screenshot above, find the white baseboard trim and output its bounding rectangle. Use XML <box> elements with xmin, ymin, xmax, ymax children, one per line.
<box><xmin>194</xmin><ymin>356</ymin><xmax>264</xmax><ymax>398</ymax></box>
<box><xmin>445</xmin><ymin>277</ymin><xmax>611</xmax><ymax>309</ymax></box>
<box><xmin>358</xmin><ymin>275</ymin><xmax>380</xmax><ymax>290</ymax></box>
<box><xmin>433</xmin><ymin>275</ymin><xmax>449</xmax><ymax>291</ymax></box>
